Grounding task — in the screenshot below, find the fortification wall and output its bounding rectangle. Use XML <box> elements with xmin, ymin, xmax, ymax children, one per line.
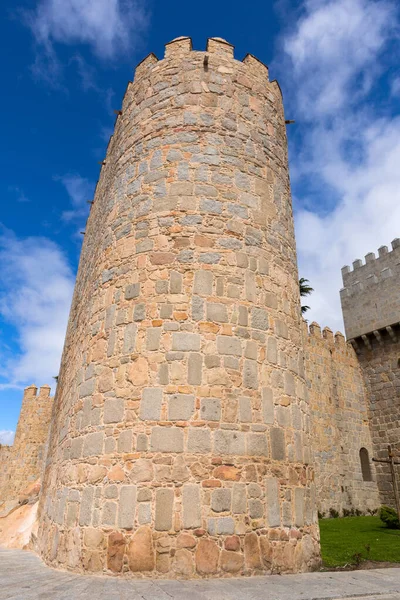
<box><xmin>0</xmin><ymin>385</ymin><xmax>54</xmax><ymax>503</ymax></box>
<box><xmin>341</xmin><ymin>239</ymin><xmax>400</xmax><ymax>340</ymax></box>
<box><xmin>37</xmin><ymin>37</ymin><xmax>320</xmax><ymax>578</ymax></box>
<box><xmin>304</xmin><ymin>323</ymin><xmax>380</xmax><ymax>516</ymax></box>
<box><xmin>355</xmin><ymin>327</ymin><xmax>400</xmax><ymax>507</ymax></box>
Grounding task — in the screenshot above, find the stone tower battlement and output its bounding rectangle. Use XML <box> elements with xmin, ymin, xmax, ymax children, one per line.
<box><xmin>36</xmin><ymin>36</ymin><xmax>320</xmax><ymax>578</ymax></box>
<box><xmin>340</xmin><ymin>238</ymin><xmax>400</xmax><ymax>340</ymax></box>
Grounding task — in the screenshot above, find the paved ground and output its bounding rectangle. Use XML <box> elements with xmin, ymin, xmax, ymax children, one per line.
<box><xmin>0</xmin><ymin>548</ymin><xmax>400</xmax><ymax>600</ymax></box>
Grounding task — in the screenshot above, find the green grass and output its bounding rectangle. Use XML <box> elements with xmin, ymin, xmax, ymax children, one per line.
<box><xmin>319</xmin><ymin>516</ymin><xmax>400</xmax><ymax>567</ymax></box>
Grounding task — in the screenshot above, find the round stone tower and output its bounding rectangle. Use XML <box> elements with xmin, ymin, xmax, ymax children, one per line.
<box><xmin>37</xmin><ymin>37</ymin><xmax>320</xmax><ymax>577</ymax></box>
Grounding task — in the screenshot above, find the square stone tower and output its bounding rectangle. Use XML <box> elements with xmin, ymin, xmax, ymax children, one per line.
<box><xmin>340</xmin><ymin>239</ymin><xmax>400</xmax><ymax>507</ymax></box>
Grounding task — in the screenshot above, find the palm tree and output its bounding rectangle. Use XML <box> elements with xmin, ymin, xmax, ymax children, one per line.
<box><xmin>299</xmin><ymin>277</ymin><xmax>314</xmax><ymax>314</ymax></box>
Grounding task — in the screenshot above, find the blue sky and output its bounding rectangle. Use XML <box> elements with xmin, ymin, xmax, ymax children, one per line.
<box><xmin>1</xmin><ymin>0</ymin><xmax>400</xmax><ymax>442</ymax></box>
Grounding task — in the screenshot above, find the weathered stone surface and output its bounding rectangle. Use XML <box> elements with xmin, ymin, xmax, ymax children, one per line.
<box><xmin>107</xmin><ymin>532</ymin><xmax>125</xmax><ymax>572</ymax></box>
<box><xmin>168</xmin><ymin>394</ymin><xmax>195</xmax><ymax>420</ymax></box>
<box><xmin>173</xmin><ymin>549</ymin><xmax>194</xmax><ymax>576</ymax></box>
<box><xmin>266</xmin><ymin>477</ymin><xmax>280</xmax><ymax>527</ymax></box>
<box><xmin>187</xmin><ymin>428</ymin><xmax>211</xmax><ymax>453</ymax></box>
<box><xmin>128</xmin><ymin>526</ymin><xmax>155</xmax><ymax>572</ymax></box>
<box><xmin>195</xmin><ymin>539</ymin><xmax>219</xmax><ymax>575</ymax></box>
<box><xmin>270</xmin><ymin>428</ymin><xmax>285</xmax><ymax>461</ymax></box>
<box><xmin>140</xmin><ymin>388</ymin><xmax>163</xmax><ymax>421</ymax></box>
<box><xmin>172</xmin><ymin>333</ymin><xmax>201</xmax><ymax>352</ymax></box>
<box><xmin>150</xmin><ymin>427</ymin><xmax>184</xmax><ymax>452</ymax></box>
<box><xmin>244</xmin><ymin>533</ymin><xmax>262</xmax><ymax>569</ymax></box>
<box><xmin>182</xmin><ymin>484</ymin><xmax>201</xmax><ymax>528</ymax></box>
<box><xmin>211</xmin><ymin>488</ymin><xmax>231</xmax><ymax>512</ymax></box>
<box><xmin>200</xmin><ymin>398</ymin><xmax>221</xmax><ymax>421</ymax></box>
<box><xmin>119</xmin><ymin>485</ymin><xmax>136</xmax><ymax>529</ymax></box>
<box><xmin>221</xmin><ymin>550</ymin><xmax>244</xmax><ymax>573</ymax></box>
<box><xmin>155</xmin><ymin>488</ymin><xmax>174</xmax><ymax>531</ymax></box>
<box><xmin>104</xmin><ymin>399</ymin><xmax>124</xmax><ymax>424</ymax></box>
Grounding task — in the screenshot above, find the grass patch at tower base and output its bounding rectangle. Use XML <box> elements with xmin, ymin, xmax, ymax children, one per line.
<box><xmin>319</xmin><ymin>516</ymin><xmax>400</xmax><ymax>568</ymax></box>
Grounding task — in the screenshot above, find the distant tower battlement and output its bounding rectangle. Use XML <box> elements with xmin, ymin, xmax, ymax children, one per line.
<box><xmin>340</xmin><ymin>238</ymin><xmax>400</xmax><ymax>341</ymax></box>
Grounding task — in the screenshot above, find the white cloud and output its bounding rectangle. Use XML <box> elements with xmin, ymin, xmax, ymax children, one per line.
<box><xmin>57</xmin><ymin>173</ymin><xmax>94</xmax><ymax>223</ymax></box>
<box><xmin>0</xmin><ymin>228</ymin><xmax>75</xmax><ymax>389</ymax></box>
<box><xmin>24</xmin><ymin>0</ymin><xmax>149</xmax><ymax>85</ymax></box>
<box><xmin>0</xmin><ymin>430</ymin><xmax>15</xmax><ymax>446</ymax></box>
<box><xmin>275</xmin><ymin>0</ymin><xmax>400</xmax><ymax>333</ymax></box>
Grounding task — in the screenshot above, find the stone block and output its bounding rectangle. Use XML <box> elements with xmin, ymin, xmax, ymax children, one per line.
<box><xmin>83</xmin><ymin>432</ymin><xmax>104</xmax><ymax>457</ymax></box>
<box><xmin>170</xmin><ymin>271</ymin><xmax>182</xmax><ymax>294</ymax></box>
<box><xmin>79</xmin><ymin>379</ymin><xmax>95</xmax><ymax>398</ymax></box>
<box><xmin>207</xmin><ymin>302</ymin><xmax>228</xmax><ymax>323</ymax></box>
<box><xmin>146</xmin><ymin>327</ymin><xmax>162</xmax><ymax>351</ymax></box>
<box><xmin>247</xmin><ymin>433</ymin><xmax>268</xmax><ymax>456</ymax></box>
<box><xmin>217</xmin><ymin>335</ymin><xmax>242</xmax><ymax>356</ymax></box>
<box><xmin>208</xmin><ymin>517</ymin><xmax>235</xmax><ymax>535</ymax></box>
<box><xmin>221</xmin><ymin>549</ymin><xmax>244</xmax><ymax>573</ymax></box>
<box><xmin>138</xmin><ymin>503</ymin><xmax>151</xmax><ymax>524</ymax></box>
<box><xmin>182</xmin><ymin>484</ymin><xmax>201</xmax><ymax>528</ymax></box>
<box><xmin>194</xmin><ymin>270</ymin><xmax>213</xmax><ymax>296</ymax></box>
<box><xmin>249</xmin><ymin>499</ymin><xmax>263</xmax><ymax>518</ymax></box>
<box><xmin>134</xmin><ymin>303</ymin><xmax>146</xmax><ymax>321</ymax></box>
<box><xmin>266</xmin><ymin>477</ymin><xmax>280</xmax><ymax>527</ymax></box>
<box><xmin>168</xmin><ymin>394</ymin><xmax>195</xmax><ymax>420</ymax></box>
<box><xmin>195</xmin><ymin>539</ymin><xmax>219</xmax><ymax>575</ymax></box>
<box><xmin>294</xmin><ymin>487</ymin><xmax>304</xmax><ymax>526</ymax></box>
<box><xmin>187</xmin><ymin>428</ymin><xmax>211</xmax><ymax>453</ymax></box>
<box><xmin>251</xmin><ymin>307</ymin><xmax>269</xmax><ymax>330</ymax></box>
<box><xmin>140</xmin><ymin>387</ymin><xmax>163</xmax><ymax>421</ymax></box>
<box><xmin>155</xmin><ymin>488</ymin><xmax>174</xmax><ymax>531</ymax></box>
<box><xmin>172</xmin><ymin>332</ymin><xmax>201</xmax><ymax>351</ymax></box>
<box><xmin>118</xmin><ymin>429</ymin><xmax>133</xmax><ymax>453</ymax></box>
<box><xmin>270</xmin><ymin>427</ymin><xmax>285</xmax><ymax>460</ymax></box>
<box><xmin>150</xmin><ymin>427</ymin><xmax>184</xmax><ymax>452</ymax></box>
<box><xmin>188</xmin><ymin>353</ymin><xmax>202</xmax><ymax>385</ymax></box>
<box><xmin>125</xmin><ymin>283</ymin><xmax>140</xmax><ymax>300</ymax></box>
<box><xmin>123</xmin><ymin>323</ymin><xmax>137</xmax><ymax>354</ymax></box>
<box><xmin>156</xmin><ymin>280</ymin><xmax>169</xmax><ymax>294</ymax></box>
<box><xmin>137</xmin><ymin>488</ymin><xmax>152</xmax><ymax>502</ymax></box>
<box><xmin>211</xmin><ymin>488</ymin><xmax>231</xmax><ymax>512</ymax></box>
<box><xmin>119</xmin><ymin>485</ymin><xmax>136</xmax><ymax>529</ymax></box>
<box><xmin>192</xmin><ymin>295</ymin><xmax>204</xmax><ymax>321</ymax></box>
<box><xmin>243</xmin><ymin>359</ymin><xmax>258</xmax><ymax>389</ymax></box>
<box><xmin>104</xmin><ymin>398</ymin><xmax>124</xmax><ymax>424</ymax></box>
<box><xmin>102</xmin><ymin>501</ymin><xmax>117</xmax><ymax>526</ymax></box>
<box><xmin>200</xmin><ymin>398</ymin><xmax>221</xmax><ymax>421</ymax></box>
<box><xmin>128</xmin><ymin>526</ymin><xmax>155</xmax><ymax>572</ymax></box>
<box><xmin>262</xmin><ymin>388</ymin><xmax>274</xmax><ymax>424</ymax></box>
<box><xmin>284</xmin><ymin>371</ymin><xmax>296</xmax><ymax>396</ymax></box>
<box><xmin>239</xmin><ymin>396</ymin><xmax>252</xmax><ymax>422</ymax></box>
<box><xmin>136</xmin><ymin>433</ymin><xmax>148</xmax><ymax>451</ymax></box>
<box><xmin>214</xmin><ymin>430</ymin><xmax>246</xmax><ymax>455</ymax></box>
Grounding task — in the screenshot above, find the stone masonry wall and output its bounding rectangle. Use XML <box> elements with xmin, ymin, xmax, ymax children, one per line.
<box><xmin>37</xmin><ymin>37</ymin><xmax>320</xmax><ymax>578</ymax></box>
<box><xmin>0</xmin><ymin>385</ymin><xmax>54</xmax><ymax>503</ymax></box>
<box><xmin>341</xmin><ymin>239</ymin><xmax>400</xmax><ymax>340</ymax></box>
<box><xmin>304</xmin><ymin>323</ymin><xmax>380</xmax><ymax>516</ymax></box>
<box><xmin>356</xmin><ymin>328</ymin><xmax>400</xmax><ymax>507</ymax></box>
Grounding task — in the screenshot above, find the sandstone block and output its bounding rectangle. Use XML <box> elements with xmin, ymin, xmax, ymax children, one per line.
<box><xmin>221</xmin><ymin>550</ymin><xmax>243</xmax><ymax>573</ymax></box>
<box><xmin>262</xmin><ymin>388</ymin><xmax>274</xmax><ymax>424</ymax></box>
<box><xmin>239</xmin><ymin>396</ymin><xmax>252</xmax><ymax>422</ymax></box>
<box><xmin>173</xmin><ymin>548</ymin><xmax>194</xmax><ymax>576</ymax></box>
<box><xmin>244</xmin><ymin>532</ymin><xmax>262</xmax><ymax>569</ymax></box>
<box><xmin>192</xmin><ymin>295</ymin><xmax>204</xmax><ymax>321</ymax></box>
<box><xmin>224</xmin><ymin>535</ymin><xmax>240</xmax><ymax>551</ymax></box>
<box><xmin>118</xmin><ymin>429</ymin><xmax>133</xmax><ymax>453</ymax></box>
<box><xmin>138</xmin><ymin>503</ymin><xmax>151</xmax><ymax>524</ymax></box>
<box><xmin>107</xmin><ymin>532</ymin><xmax>125</xmax><ymax>572</ymax></box>
<box><xmin>195</xmin><ymin>539</ymin><xmax>219</xmax><ymax>575</ymax></box>
<box><xmin>130</xmin><ymin>458</ymin><xmax>153</xmax><ymax>483</ymax></box>
<box><xmin>102</xmin><ymin>501</ymin><xmax>117</xmax><ymax>526</ymax></box>
<box><xmin>146</xmin><ymin>327</ymin><xmax>162</xmax><ymax>351</ymax></box>
<box><xmin>295</xmin><ymin>487</ymin><xmax>304</xmax><ymax>526</ymax></box>
<box><xmin>128</xmin><ymin>526</ymin><xmax>155</xmax><ymax>572</ymax></box>
<box><xmin>123</xmin><ymin>323</ymin><xmax>137</xmax><ymax>353</ymax></box>
<box><xmin>251</xmin><ymin>307</ymin><xmax>269</xmax><ymax>330</ymax></box>
<box><xmin>243</xmin><ymin>359</ymin><xmax>258</xmax><ymax>389</ymax></box>
<box><xmin>170</xmin><ymin>271</ymin><xmax>183</xmax><ymax>294</ymax></box>
<box><xmin>247</xmin><ymin>433</ymin><xmax>268</xmax><ymax>457</ymax></box>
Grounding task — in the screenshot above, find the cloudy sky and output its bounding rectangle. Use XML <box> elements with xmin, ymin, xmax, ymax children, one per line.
<box><xmin>1</xmin><ymin>0</ymin><xmax>399</xmax><ymax>442</ymax></box>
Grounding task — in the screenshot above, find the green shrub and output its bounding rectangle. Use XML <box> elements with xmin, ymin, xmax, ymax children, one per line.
<box><xmin>379</xmin><ymin>506</ymin><xmax>400</xmax><ymax>529</ymax></box>
<box><xmin>329</xmin><ymin>508</ymin><xmax>339</xmax><ymax>519</ymax></box>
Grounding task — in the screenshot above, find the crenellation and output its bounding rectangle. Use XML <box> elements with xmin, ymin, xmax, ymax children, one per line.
<box><xmin>341</xmin><ymin>238</ymin><xmax>400</xmax><ymax>339</ymax></box>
